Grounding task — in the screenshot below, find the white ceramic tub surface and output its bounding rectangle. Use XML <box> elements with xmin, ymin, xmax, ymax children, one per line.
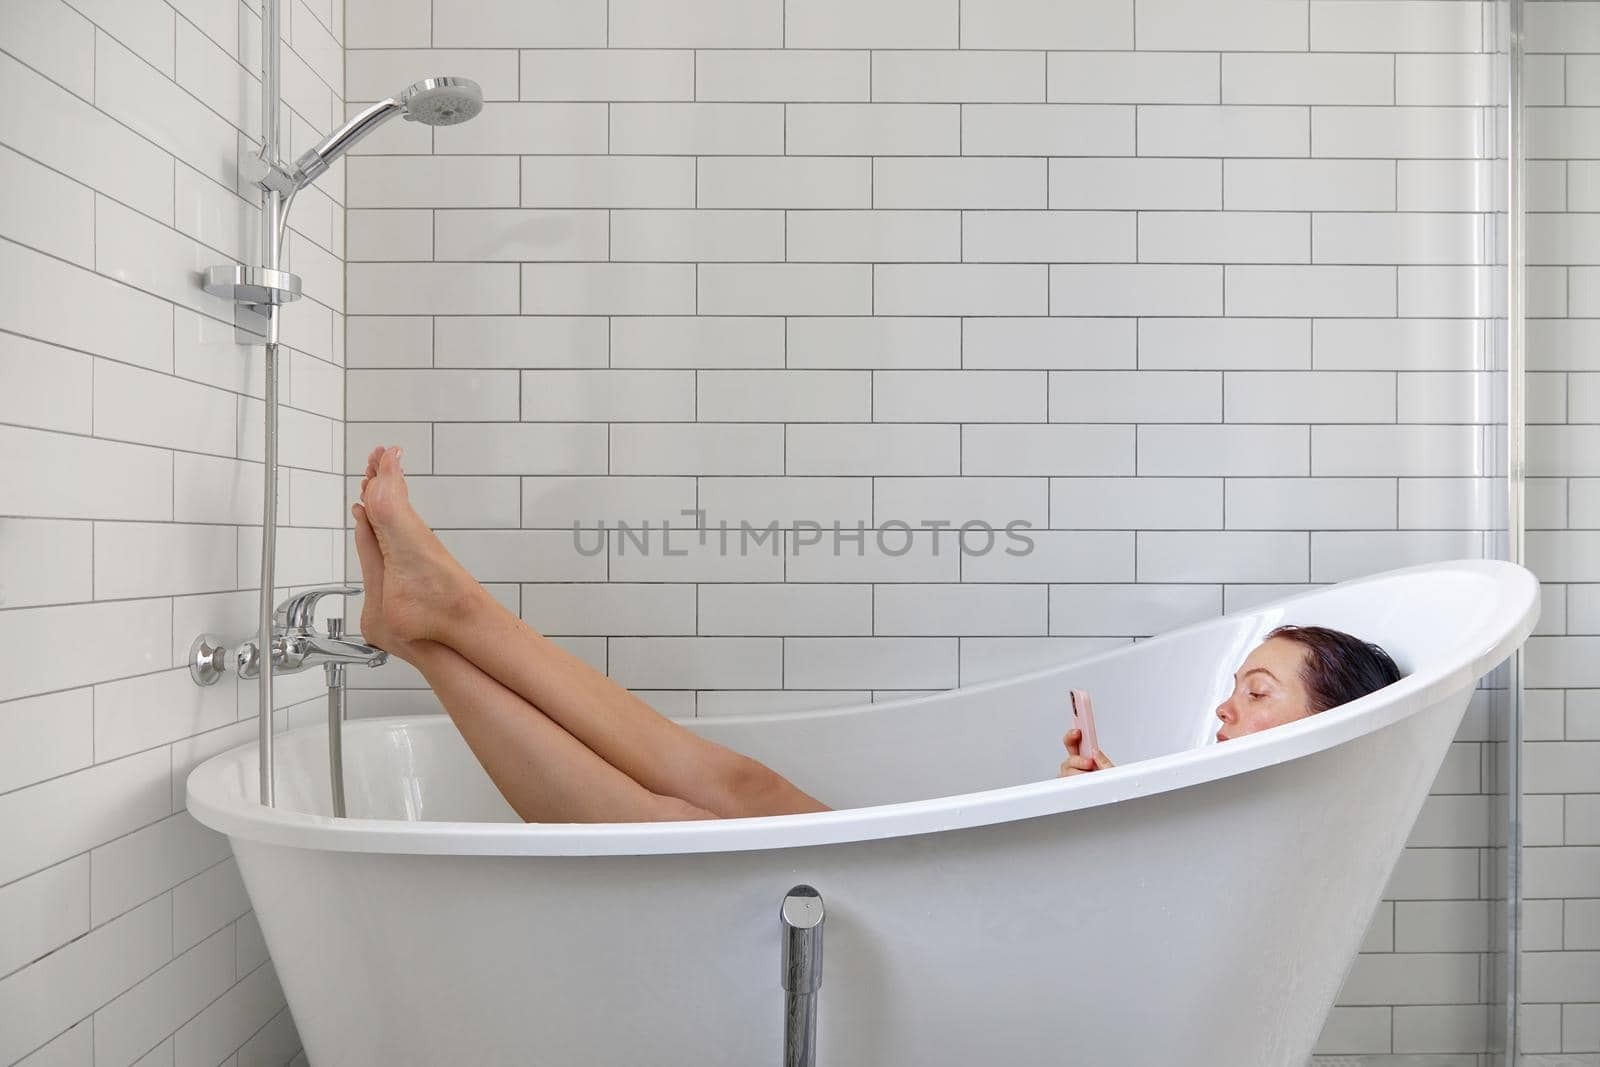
<box><xmin>187</xmin><ymin>558</ymin><xmax>1538</xmax><ymax>1066</ymax></box>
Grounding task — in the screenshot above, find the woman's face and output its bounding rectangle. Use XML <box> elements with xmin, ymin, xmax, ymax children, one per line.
<box><xmin>1214</xmin><ymin>637</ymin><xmax>1315</xmax><ymax>742</ymax></box>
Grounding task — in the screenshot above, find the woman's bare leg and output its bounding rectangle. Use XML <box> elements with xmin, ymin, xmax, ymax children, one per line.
<box><xmin>355</xmin><ymin>449</ymin><xmax>829</xmax><ymax>818</ymax></box>
<box><xmin>405</xmin><ymin>640</ymin><xmax>722</xmax><ymax>823</ymax></box>
<box><xmin>355</xmin><ymin>505</ymin><xmax>716</xmax><ymax>823</ymax></box>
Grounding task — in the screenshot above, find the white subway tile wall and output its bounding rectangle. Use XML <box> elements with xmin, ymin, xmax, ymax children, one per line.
<box><xmin>0</xmin><ymin>0</ymin><xmax>344</xmax><ymax>1062</ymax></box>
<box><xmin>335</xmin><ymin>3</ymin><xmax>1574</xmax><ymax>1064</ymax></box>
<box><xmin>1520</xmin><ymin>2</ymin><xmax>1600</xmax><ymax>1061</ymax></box>
<box><xmin>3</xmin><ymin>0</ymin><xmax>1591</xmax><ymax>1064</ymax></box>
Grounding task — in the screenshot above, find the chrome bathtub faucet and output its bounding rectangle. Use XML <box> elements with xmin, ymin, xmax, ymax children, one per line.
<box><xmin>189</xmin><ymin>584</ymin><xmax>388</xmax><ymax>686</ymax></box>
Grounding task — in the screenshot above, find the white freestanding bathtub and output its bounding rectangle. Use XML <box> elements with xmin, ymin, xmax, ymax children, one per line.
<box><xmin>187</xmin><ymin>558</ymin><xmax>1537</xmax><ymax>1066</ymax></box>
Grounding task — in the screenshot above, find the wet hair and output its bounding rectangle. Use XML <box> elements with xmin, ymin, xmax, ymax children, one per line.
<box><xmin>1264</xmin><ymin>625</ymin><xmax>1403</xmax><ymax>713</ymax></box>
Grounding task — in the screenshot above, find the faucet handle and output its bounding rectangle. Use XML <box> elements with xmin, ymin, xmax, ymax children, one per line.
<box><xmin>274</xmin><ymin>584</ymin><xmax>362</xmax><ymax>632</ymax></box>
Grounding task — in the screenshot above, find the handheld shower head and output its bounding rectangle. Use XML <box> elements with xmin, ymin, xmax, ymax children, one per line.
<box><xmin>400</xmin><ymin>77</ymin><xmax>483</xmax><ymax>126</ymax></box>
<box><xmin>289</xmin><ymin>76</ymin><xmax>483</xmax><ymax>189</ymax></box>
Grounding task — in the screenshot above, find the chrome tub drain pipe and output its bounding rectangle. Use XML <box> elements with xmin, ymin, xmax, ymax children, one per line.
<box><xmin>781</xmin><ymin>885</ymin><xmax>825</xmax><ymax>1067</ymax></box>
<box><xmin>324</xmin><ymin>617</ymin><xmax>348</xmax><ymax>818</ymax></box>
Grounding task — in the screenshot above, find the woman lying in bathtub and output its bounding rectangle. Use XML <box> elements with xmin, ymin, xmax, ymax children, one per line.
<box><xmin>1060</xmin><ymin>620</ymin><xmax>1401</xmax><ymax>776</ymax></box>
<box><xmin>352</xmin><ymin>445</ymin><xmax>1402</xmax><ymax>823</ymax></box>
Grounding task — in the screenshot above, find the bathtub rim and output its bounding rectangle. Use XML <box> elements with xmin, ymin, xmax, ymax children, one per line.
<box><xmin>186</xmin><ymin>558</ymin><xmax>1537</xmax><ymax>857</ymax></box>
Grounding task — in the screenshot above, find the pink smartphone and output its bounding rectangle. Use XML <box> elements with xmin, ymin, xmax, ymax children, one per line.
<box><xmin>1070</xmin><ymin>690</ymin><xmax>1100</xmax><ymax>762</ymax></box>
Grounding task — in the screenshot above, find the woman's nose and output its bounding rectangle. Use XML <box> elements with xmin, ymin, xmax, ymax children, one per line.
<box><xmin>1216</xmin><ymin>701</ymin><xmax>1233</xmax><ymax>722</ymax></box>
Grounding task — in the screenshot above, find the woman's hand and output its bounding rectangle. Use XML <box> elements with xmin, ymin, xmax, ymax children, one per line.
<box><xmin>1058</xmin><ymin>727</ymin><xmax>1115</xmax><ymax>777</ymax></box>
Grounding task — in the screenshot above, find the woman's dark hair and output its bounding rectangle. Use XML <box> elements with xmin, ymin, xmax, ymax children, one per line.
<box><xmin>1264</xmin><ymin>625</ymin><xmax>1403</xmax><ymax>713</ymax></box>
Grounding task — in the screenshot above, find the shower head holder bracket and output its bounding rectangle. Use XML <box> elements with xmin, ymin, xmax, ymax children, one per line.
<box><xmin>241</xmin><ymin>152</ymin><xmax>298</xmax><ymax>197</ymax></box>
<box><xmin>204</xmin><ymin>264</ymin><xmax>302</xmax><ymax>309</ymax></box>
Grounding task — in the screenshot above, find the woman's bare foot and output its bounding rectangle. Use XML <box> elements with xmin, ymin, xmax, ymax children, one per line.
<box><xmin>350</xmin><ymin>501</ymin><xmax>410</xmax><ymax>657</ymax></box>
<box><xmin>359</xmin><ymin>445</ymin><xmax>480</xmax><ymax>644</ymax></box>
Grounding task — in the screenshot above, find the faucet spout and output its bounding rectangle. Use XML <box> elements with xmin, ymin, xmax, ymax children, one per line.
<box><xmin>289</xmin><ymin>633</ymin><xmax>389</xmax><ymax>671</ymax></box>
<box><xmin>191</xmin><ymin>584</ymin><xmax>389</xmax><ymax>682</ymax></box>
<box><xmin>229</xmin><ymin>585</ymin><xmax>389</xmax><ymax>678</ymax></box>
<box><xmin>232</xmin><ymin>632</ymin><xmax>388</xmax><ymax>678</ymax></box>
